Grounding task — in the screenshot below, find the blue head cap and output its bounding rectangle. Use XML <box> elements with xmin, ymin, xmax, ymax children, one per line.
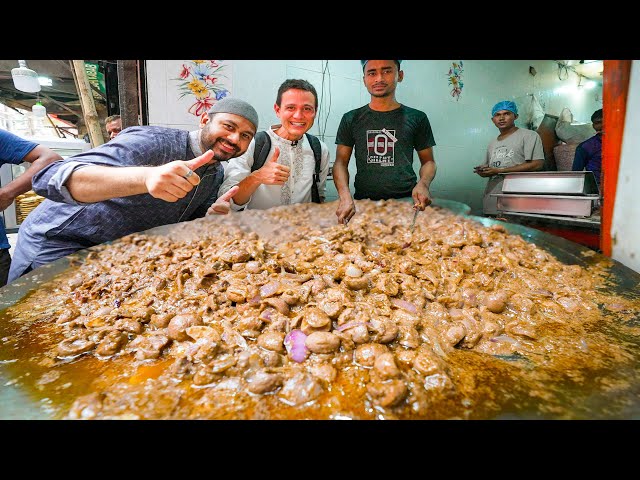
<box><xmin>491</xmin><ymin>100</ymin><xmax>518</xmax><ymax>117</ymax></box>
<box><xmin>361</xmin><ymin>60</ymin><xmax>403</xmax><ymax>70</ymax></box>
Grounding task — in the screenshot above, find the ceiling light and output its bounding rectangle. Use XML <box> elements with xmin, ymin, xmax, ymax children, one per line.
<box><xmin>32</xmin><ymin>101</ymin><xmax>46</xmax><ymax>118</ymax></box>
<box><xmin>38</xmin><ymin>76</ymin><xmax>52</xmax><ymax>87</ymax></box>
<box><xmin>11</xmin><ymin>60</ymin><xmax>41</xmax><ymax>93</ymax></box>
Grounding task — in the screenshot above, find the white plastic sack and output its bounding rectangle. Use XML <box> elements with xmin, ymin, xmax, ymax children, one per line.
<box><xmin>529</xmin><ymin>95</ymin><xmax>546</xmax><ymax>130</ymax></box>
<box><xmin>555</xmin><ymin>107</ymin><xmax>596</xmax><ymax>144</ymax></box>
<box><xmin>520</xmin><ymin>95</ymin><xmax>546</xmax><ymax>130</ymax></box>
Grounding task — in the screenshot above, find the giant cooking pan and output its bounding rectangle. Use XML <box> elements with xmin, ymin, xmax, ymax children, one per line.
<box><xmin>0</xmin><ymin>198</ymin><xmax>638</xmax><ymax>419</ymax></box>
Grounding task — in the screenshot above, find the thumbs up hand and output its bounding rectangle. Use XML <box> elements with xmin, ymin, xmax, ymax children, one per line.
<box><xmin>251</xmin><ymin>147</ymin><xmax>290</xmax><ymax>186</ymax></box>
<box><xmin>207</xmin><ymin>186</ymin><xmax>239</xmax><ymax>215</ymax></box>
<box><xmin>144</xmin><ymin>150</ymin><xmax>214</xmax><ymax>202</ymax></box>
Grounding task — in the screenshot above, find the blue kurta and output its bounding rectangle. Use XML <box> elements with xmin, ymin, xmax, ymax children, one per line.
<box><xmin>9</xmin><ymin>126</ymin><xmax>224</xmax><ymax>282</ymax></box>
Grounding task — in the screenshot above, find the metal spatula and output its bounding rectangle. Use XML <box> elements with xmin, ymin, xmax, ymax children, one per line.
<box><xmin>409</xmin><ymin>208</ymin><xmax>419</xmax><ymax>232</ymax></box>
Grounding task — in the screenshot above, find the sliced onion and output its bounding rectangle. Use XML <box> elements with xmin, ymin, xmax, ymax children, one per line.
<box><xmin>391</xmin><ymin>298</ymin><xmax>418</xmax><ymax>314</ymax></box>
<box><xmin>335</xmin><ymin>321</ymin><xmax>367</xmax><ymax>332</ymax></box>
<box><xmin>284</xmin><ymin>329</ymin><xmax>309</xmax><ymax>363</ymax></box>
<box><xmin>248</xmin><ymin>295</ymin><xmax>262</xmax><ymax>306</ymax></box>
<box><xmin>259</xmin><ymin>281</ymin><xmax>280</xmax><ymax>298</ymax></box>
<box><xmin>490</xmin><ymin>334</ymin><xmax>519</xmax><ymax>345</ymax></box>
<box><xmin>259</xmin><ymin>307</ymin><xmax>276</xmax><ymax>322</ymax></box>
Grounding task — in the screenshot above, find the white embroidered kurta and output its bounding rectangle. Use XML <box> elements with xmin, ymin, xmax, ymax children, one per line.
<box><xmin>219</xmin><ymin>125</ymin><xmax>330</xmax><ymax>211</ymax></box>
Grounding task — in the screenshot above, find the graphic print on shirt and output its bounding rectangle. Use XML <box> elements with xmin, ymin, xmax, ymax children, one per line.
<box><xmin>489</xmin><ymin>146</ymin><xmax>514</xmax><ymax>168</ymax></box>
<box><xmin>366</xmin><ymin>129</ymin><xmax>396</xmax><ymax>167</ymax></box>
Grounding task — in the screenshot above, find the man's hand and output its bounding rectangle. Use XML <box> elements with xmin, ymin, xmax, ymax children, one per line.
<box><xmin>0</xmin><ymin>189</ymin><xmax>15</xmax><ymax>212</ymax></box>
<box><xmin>145</xmin><ymin>150</ymin><xmax>213</xmax><ymax>202</ymax></box>
<box><xmin>252</xmin><ymin>147</ymin><xmax>290</xmax><ymax>185</ymax></box>
<box><xmin>336</xmin><ymin>195</ymin><xmax>356</xmax><ymax>225</ymax></box>
<box><xmin>474</xmin><ymin>165</ymin><xmax>498</xmax><ymax>177</ymax></box>
<box><xmin>207</xmin><ymin>186</ymin><xmax>239</xmax><ymax>215</ymax></box>
<box><xmin>411</xmin><ymin>183</ymin><xmax>432</xmax><ymax>211</ymax></box>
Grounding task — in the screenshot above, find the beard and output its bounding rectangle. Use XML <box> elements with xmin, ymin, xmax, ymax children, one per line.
<box><xmin>211</xmin><ymin>139</ymin><xmax>239</xmax><ymax>161</ymax></box>
<box><xmin>201</xmin><ymin>130</ymin><xmax>239</xmax><ymax>161</ymax></box>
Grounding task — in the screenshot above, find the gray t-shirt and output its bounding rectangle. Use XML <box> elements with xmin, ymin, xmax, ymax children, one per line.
<box><xmin>336</xmin><ymin>104</ymin><xmax>435</xmax><ymax>200</ymax></box>
<box><xmin>484</xmin><ymin>128</ymin><xmax>544</xmax><ymax>170</ymax></box>
<box><xmin>482</xmin><ymin>127</ymin><xmax>544</xmax><ymax>214</ymax></box>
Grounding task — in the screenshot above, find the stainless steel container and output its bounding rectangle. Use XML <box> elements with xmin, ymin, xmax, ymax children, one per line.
<box><xmin>492</xmin><ymin>193</ymin><xmax>598</xmax><ymax>216</ymax></box>
<box><xmin>501</xmin><ymin>171</ymin><xmax>599</xmax><ymax>195</ymax></box>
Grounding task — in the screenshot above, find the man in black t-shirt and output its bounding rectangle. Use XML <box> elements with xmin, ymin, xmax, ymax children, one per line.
<box><xmin>333</xmin><ymin>60</ymin><xmax>437</xmax><ymax>224</ymax></box>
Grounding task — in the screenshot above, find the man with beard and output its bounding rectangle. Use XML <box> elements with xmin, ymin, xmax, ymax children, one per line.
<box><xmin>8</xmin><ymin>97</ymin><xmax>258</xmax><ymax>281</ymax></box>
<box><xmin>474</xmin><ymin>100</ymin><xmax>544</xmax><ymax>215</ymax></box>
<box><xmin>333</xmin><ymin>60</ymin><xmax>437</xmax><ymax>225</ymax></box>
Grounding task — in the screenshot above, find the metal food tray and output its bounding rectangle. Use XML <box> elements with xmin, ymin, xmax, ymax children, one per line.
<box><xmin>501</xmin><ymin>171</ymin><xmax>599</xmax><ymax>195</ymax></box>
<box><xmin>492</xmin><ymin>193</ymin><xmax>598</xmax><ymax>217</ymax></box>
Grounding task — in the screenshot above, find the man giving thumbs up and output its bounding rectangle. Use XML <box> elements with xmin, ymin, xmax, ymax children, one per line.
<box><xmin>9</xmin><ymin>97</ymin><xmax>259</xmax><ymax>282</ymax></box>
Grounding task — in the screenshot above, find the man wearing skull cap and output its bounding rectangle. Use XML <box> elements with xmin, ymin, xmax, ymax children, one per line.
<box><xmin>9</xmin><ymin>97</ymin><xmax>259</xmax><ymax>282</ymax></box>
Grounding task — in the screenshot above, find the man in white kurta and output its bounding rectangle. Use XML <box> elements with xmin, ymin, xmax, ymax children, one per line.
<box><xmin>215</xmin><ymin>79</ymin><xmax>330</xmax><ymax>211</ymax></box>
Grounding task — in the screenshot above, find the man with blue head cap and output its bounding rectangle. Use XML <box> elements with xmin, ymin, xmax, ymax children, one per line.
<box><xmin>333</xmin><ymin>60</ymin><xmax>437</xmax><ymax>224</ymax></box>
<box><xmin>474</xmin><ymin>99</ymin><xmax>544</xmax><ymax>215</ymax></box>
<box><xmin>9</xmin><ymin>97</ymin><xmax>259</xmax><ymax>282</ymax></box>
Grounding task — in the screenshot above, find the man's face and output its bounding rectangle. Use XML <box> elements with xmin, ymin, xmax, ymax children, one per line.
<box><xmin>592</xmin><ymin>118</ymin><xmax>603</xmax><ymax>134</ymax></box>
<box><xmin>363</xmin><ymin>60</ymin><xmax>403</xmax><ymax>98</ymax></box>
<box><xmin>199</xmin><ymin>112</ymin><xmax>256</xmax><ymax>162</ymax></box>
<box><xmin>274</xmin><ymin>89</ymin><xmax>316</xmax><ymax>140</ymax></box>
<box><xmin>492</xmin><ymin>110</ymin><xmax>517</xmax><ymax>130</ymax></box>
<box><xmin>106</xmin><ymin>119</ymin><xmax>122</xmax><ymax>140</ymax></box>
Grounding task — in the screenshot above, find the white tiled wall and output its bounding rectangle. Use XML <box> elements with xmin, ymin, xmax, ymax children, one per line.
<box><xmin>146</xmin><ymin>60</ymin><xmax>603</xmax><ymax>213</ymax></box>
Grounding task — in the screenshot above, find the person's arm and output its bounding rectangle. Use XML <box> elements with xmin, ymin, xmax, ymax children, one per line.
<box><xmin>0</xmin><ymin>145</ymin><xmax>62</xmax><ymax>211</ymax></box>
<box><xmin>66</xmin><ymin>150</ymin><xmax>214</xmax><ymax>203</ymax></box>
<box><xmin>474</xmin><ymin>144</ymin><xmax>492</xmax><ymax>176</ymax></box>
<box><xmin>333</xmin><ymin>144</ymin><xmax>355</xmax><ymax>224</ymax></box>
<box><xmin>572</xmin><ymin>145</ymin><xmax>587</xmax><ymax>171</ymax></box>
<box><xmin>411</xmin><ymin>147</ymin><xmax>436</xmax><ymax>210</ymax></box>
<box><xmin>230</xmin><ymin>147</ymin><xmax>289</xmax><ymax>206</ymax></box>
<box><xmin>474</xmin><ymin>160</ymin><xmax>544</xmax><ymax>177</ymax></box>
<box><xmin>477</xmin><ymin>132</ymin><xmax>544</xmax><ymax>177</ymax></box>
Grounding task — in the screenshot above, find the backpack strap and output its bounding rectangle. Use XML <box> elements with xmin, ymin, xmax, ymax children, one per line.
<box><xmin>305</xmin><ymin>133</ymin><xmax>323</xmax><ymax>203</ymax></box>
<box><xmin>251</xmin><ymin>131</ymin><xmax>272</xmax><ymax>172</ymax></box>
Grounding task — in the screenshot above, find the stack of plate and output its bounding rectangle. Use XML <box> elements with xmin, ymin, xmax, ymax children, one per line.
<box><xmin>15</xmin><ymin>191</ymin><xmax>45</xmax><ymax>224</ymax></box>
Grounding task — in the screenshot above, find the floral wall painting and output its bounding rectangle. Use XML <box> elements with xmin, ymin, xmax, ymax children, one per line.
<box><xmin>175</xmin><ymin>60</ymin><xmax>230</xmax><ymax>117</ymax></box>
<box><xmin>145</xmin><ymin>60</ymin><xmax>233</xmax><ymax>128</ymax></box>
<box><xmin>447</xmin><ymin>61</ymin><xmax>464</xmax><ymax>101</ymax></box>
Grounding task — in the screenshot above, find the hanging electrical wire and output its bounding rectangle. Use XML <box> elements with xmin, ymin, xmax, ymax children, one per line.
<box><xmin>556</xmin><ymin>61</ymin><xmax>570</xmax><ymax>80</ymax></box>
<box><xmin>317</xmin><ymin>60</ymin><xmax>332</xmax><ymax>142</ymax></box>
<box><xmin>321</xmin><ymin>61</ymin><xmax>331</xmax><ymax>140</ymax></box>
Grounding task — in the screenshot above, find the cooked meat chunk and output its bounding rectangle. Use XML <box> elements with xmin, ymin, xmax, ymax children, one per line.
<box><xmin>4</xmin><ymin>198</ymin><xmax>634</xmax><ymax>421</ymax></box>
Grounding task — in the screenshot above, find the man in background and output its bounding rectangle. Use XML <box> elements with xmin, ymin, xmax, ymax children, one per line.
<box><xmin>8</xmin><ymin>97</ymin><xmax>257</xmax><ymax>282</ymax></box>
<box><xmin>572</xmin><ymin>108</ymin><xmax>603</xmax><ymax>192</ymax></box>
<box><xmin>0</xmin><ymin>129</ymin><xmax>63</xmax><ymax>286</ymax></box>
<box><xmin>474</xmin><ymin>100</ymin><xmax>544</xmax><ymax>215</ymax></box>
<box><xmin>105</xmin><ymin>114</ymin><xmax>122</xmax><ymax>140</ymax></box>
<box><xmin>333</xmin><ymin>60</ymin><xmax>437</xmax><ymax>225</ymax></box>
<box><xmin>216</xmin><ymin>79</ymin><xmax>330</xmax><ymax>212</ymax></box>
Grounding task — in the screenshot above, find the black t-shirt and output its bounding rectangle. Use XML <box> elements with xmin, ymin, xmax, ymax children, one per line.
<box><xmin>335</xmin><ymin>104</ymin><xmax>436</xmax><ymax>200</ymax></box>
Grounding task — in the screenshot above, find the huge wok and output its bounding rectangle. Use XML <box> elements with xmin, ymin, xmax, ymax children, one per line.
<box><xmin>0</xmin><ymin>198</ymin><xmax>638</xmax><ymax>419</ymax></box>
